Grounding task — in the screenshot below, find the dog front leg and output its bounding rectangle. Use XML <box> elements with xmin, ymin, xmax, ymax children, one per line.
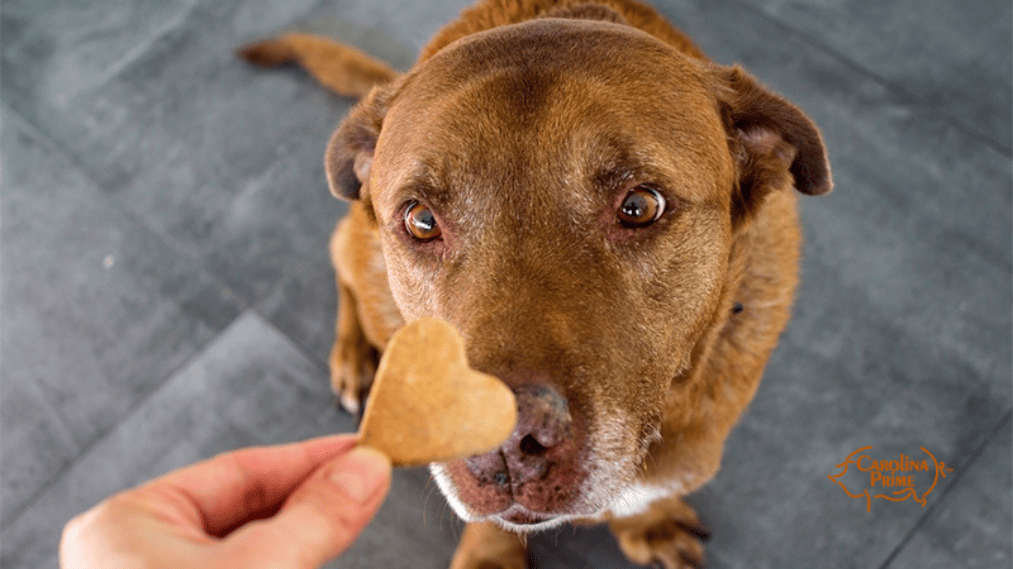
<box><xmin>609</xmin><ymin>495</ymin><xmax>711</xmax><ymax>569</ymax></box>
<box><xmin>329</xmin><ymin>279</ymin><xmax>379</xmax><ymax>414</ymax></box>
<box><xmin>449</xmin><ymin>522</ymin><xmax>527</xmax><ymax>569</ymax></box>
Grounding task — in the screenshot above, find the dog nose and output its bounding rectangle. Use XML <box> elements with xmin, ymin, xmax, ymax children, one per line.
<box><xmin>465</xmin><ymin>384</ymin><xmax>574</xmax><ymax>486</ymax></box>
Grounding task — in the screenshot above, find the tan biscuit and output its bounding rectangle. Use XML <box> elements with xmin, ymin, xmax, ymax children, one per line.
<box><xmin>357</xmin><ymin>317</ymin><xmax>517</xmax><ymax>467</ymax></box>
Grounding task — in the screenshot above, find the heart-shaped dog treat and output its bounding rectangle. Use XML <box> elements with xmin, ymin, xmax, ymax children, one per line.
<box><xmin>357</xmin><ymin>317</ymin><xmax>517</xmax><ymax>467</ymax></box>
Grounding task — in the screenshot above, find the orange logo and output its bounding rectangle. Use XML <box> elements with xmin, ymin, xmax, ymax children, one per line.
<box><xmin>828</xmin><ymin>446</ymin><xmax>953</xmax><ymax>512</ymax></box>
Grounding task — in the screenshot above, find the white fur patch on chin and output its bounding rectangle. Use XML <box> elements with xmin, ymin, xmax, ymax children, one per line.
<box><xmin>584</xmin><ymin>414</ymin><xmax>681</xmax><ymax>519</ymax></box>
<box><xmin>492</xmin><ymin>513</ymin><xmax>576</xmax><ymax>533</ymax></box>
<box><xmin>430</xmin><ymin>463</ymin><xmax>585</xmax><ymax>532</ymax></box>
<box><xmin>428</xmin><ymin>412</ymin><xmax>668</xmax><ymax>529</ymax></box>
<box><xmin>606</xmin><ymin>481</ymin><xmax>685</xmax><ymax>518</ymax></box>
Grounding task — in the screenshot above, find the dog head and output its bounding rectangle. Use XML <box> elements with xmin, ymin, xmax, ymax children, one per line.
<box><xmin>325</xmin><ymin>16</ymin><xmax>830</xmax><ymax>531</ymax></box>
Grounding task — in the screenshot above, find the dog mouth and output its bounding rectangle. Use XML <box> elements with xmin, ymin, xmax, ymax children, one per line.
<box><xmin>430</xmin><ymin>459</ymin><xmax>592</xmax><ymax>530</ymax></box>
<box><xmin>492</xmin><ymin>504</ymin><xmax>569</xmax><ymax>531</ymax></box>
<box><xmin>429</xmin><ymin>392</ymin><xmax>655</xmax><ymax>530</ymax></box>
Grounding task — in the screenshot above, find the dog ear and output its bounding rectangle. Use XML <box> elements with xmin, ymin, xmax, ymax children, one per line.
<box><xmin>325</xmin><ymin>85</ymin><xmax>392</xmax><ymax>200</ymax></box>
<box><xmin>715</xmin><ymin>65</ymin><xmax>832</xmax><ymax>223</ymax></box>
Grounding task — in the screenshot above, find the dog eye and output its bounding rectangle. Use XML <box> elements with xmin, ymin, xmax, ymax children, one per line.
<box><xmin>403</xmin><ymin>201</ymin><xmax>442</xmax><ymax>241</ymax></box>
<box><xmin>617</xmin><ymin>186</ymin><xmax>665</xmax><ymax>228</ymax></box>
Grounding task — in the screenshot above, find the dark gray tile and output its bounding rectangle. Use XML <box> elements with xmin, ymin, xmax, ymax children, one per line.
<box><xmin>1</xmin><ymin>311</ymin><xmax>461</xmax><ymax>569</ymax></box>
<box><xmin>1</xmin><ymin>0</ymin><xmax>207</xmax><ymax>110</ymax></box>
<box><xmin>194</xmin><ymin>136</ymin><xmax>346</xmax><ymax>303</ymax></box>
<box><xmin>682</xmin><ymin>154</ymin><xmax>1008</xmax><ymax>566</ymax></box>
<box><xmin>0</xmin><ymin>0</ymin><xmax>330</xmax><ymax>126</ymax></box>
<box><xmin>0</xmin><ymin>111</ymin><xmax>243</xmax><ymax>525</ymax></box>
<box><xmin>324</xmin><ymin>466</ymin><xmax>462</xmax><ymax>568</ymax></box>
<box><xmin>888</xmin><ymin>417</ymin><xmax>1012</xmax><ymax>569</ymax></box>
<box><xmin>723</xmin><ymin>0</ymin><xmax>1011</xmax><ymax>150</ymax></box>
<box><xmin>294</xmin><ymin>0</ymin><xmax>474</xmax><ymax>56</ymax></box>
<box><xmin>258</xmin><ymin>237</ymin><xmax>344</xmax><ymax>365</ymax></box>
<box><xmin>678</xmin><ymin>195</ymin><xmax>1009</xmax><ymax>565</ymax></box>
<box><xmin>0</xmin><ymin>380</ymin><xmax>79</xmax><ymax>529</ymax></box>
<box><xmin>2</xmin><ymin>0</ymin><xmax>354</xmax><ymax>306</ymax></box>
<box><xmin>528</xmin><ymin>524</ymin><xmax>649</xmax><ymax>568</ymax></box>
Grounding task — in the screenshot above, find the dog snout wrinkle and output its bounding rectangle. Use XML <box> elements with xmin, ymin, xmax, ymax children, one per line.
<box><xmin>507</xmin><ymin>385</ymin><xmax>573</xmax><ymax>472</ymax></box>
<box><xmin>464</xmin><ymin>450</ymin><xmax>512</xmax><ymax>489</ymax></box>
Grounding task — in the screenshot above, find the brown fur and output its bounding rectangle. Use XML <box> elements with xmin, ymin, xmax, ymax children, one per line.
<box><xmin>239</xmin><ymin>32</ymin><xmax>397</xmax><ymax>98</ymax></box>
<box><xmin>239</xmin><ymin>1</ymin><xmax>831</xmax><ymax>567</ymax></box>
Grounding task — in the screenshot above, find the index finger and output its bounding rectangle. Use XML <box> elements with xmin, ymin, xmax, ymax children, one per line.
<box><xmin>137</xmin><ymin>434</ymin><xmax>360</xmax><ymax>537</ymax></box>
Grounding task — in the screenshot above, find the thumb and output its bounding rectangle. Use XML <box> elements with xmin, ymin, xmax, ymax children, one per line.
<box><xmin>219</xmin><ymin>446</ymin><xmax>391</xmax><ymax>569</ymax></box>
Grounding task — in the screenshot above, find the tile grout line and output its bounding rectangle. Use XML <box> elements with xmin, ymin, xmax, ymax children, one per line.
<box><xmin>2</xmin><ymin>306</ymin><xmax>337</xmax><ymax>533</ymax></box>
<box><xmin>874</xmin><ymin>409</ymin><xmax>1013</xmax><ymax>569</ymax></box>
<box><xmin>0</xmin><ymin>100</ymin><xmax>249</xmax><ymax>314</ymax></box>
<box><xmin>2</xmin><ymin>97</ymin><xmax>339</xmax><ymax>360</ymax></box>
<box><xmin>724</xmin><ymin>0</ymin><xmax>1012</xmax><ymax>158</ymax></box>
<box><xmin>0</xmin><ymin>315</ymin><xmax>236</xmax><ymax>532</ymax></box>
<box><xmin>2</xmin><ymin>97</ymin><xmax>340</xmax><ymax>330</ymax></box>
<box><xmin>74</xmin><ymin>0</ymin><xmax>202</xmax><ymax>99</ymax></box>
<box><xmin>0</xmin><ymin>102</ymin><xmax>250</xmax><ymax>531</ymax></box>
<box><xmin>0</xmin><ymin>311</ymin><xmax>276</xmax><ymax>533</ymax></box>
<box><xmin>253</xmin><ymin>305</ymin><xmax>332</xmax><ymax>374</ymax></box>
<box><xmin>2</xmin><ymin>105</ymin><xmax>344</xmax><ymax>531</ymax></box>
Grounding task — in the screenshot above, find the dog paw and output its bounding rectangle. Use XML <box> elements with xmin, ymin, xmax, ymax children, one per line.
<box><xmin>329</xmin><ymin>340</ymin><xmax>378</xmax><ymax>415</ymax></box>
<box><xmin>610</xmin><ymin>497</ymin><xmax>710</xmax><ymax>569</ymax></box>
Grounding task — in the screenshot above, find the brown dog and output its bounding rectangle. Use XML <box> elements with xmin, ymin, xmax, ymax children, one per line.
<box><xmin>240</xmin><ymin>1</ymin><xmax>832</xmax><ymax>567</ymax></box>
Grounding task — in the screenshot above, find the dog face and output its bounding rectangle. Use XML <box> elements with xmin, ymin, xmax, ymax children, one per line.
<box><xmin>327</xmin><ymin>18</ymin><xmax>829</xmax><ymax>531</ymax></box>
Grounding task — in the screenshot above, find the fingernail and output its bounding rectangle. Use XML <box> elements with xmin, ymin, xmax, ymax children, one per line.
<box><xmin>329</xmin><ymin>446</ymin><xmax>391</xmax><ymax>504</ymax></box>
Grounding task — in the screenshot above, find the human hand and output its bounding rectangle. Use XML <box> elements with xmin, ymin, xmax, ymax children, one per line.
<box><xmin>60</xmin><ymin>434</ymin><xmax>391</xmax><ymax>569</ymax></box>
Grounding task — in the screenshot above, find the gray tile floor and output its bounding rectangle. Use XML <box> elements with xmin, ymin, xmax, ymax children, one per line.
<box><xmin>2</xmin><ymin>0</ymin><xmax>1010</xmax><ymax>567</ymax></box>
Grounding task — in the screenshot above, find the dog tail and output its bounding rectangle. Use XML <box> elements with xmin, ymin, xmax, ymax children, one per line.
<box><xmin>237</xmin><ymin>33</ymin><xmax>397</xmax><ymax>98</ymax></box>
